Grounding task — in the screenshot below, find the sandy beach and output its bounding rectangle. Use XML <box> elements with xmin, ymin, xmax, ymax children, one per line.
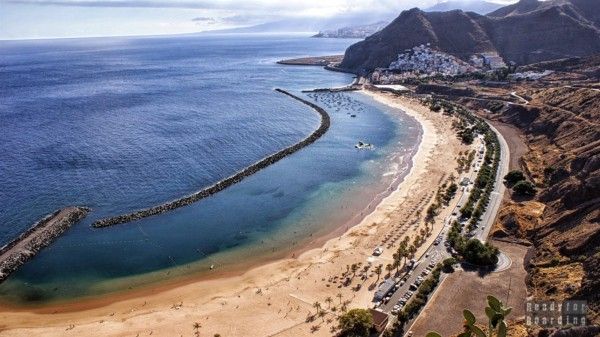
<box><xmin>0</xmin><ymin>90</ymin><xmax>468</xmax><ymax>337</ymax></box>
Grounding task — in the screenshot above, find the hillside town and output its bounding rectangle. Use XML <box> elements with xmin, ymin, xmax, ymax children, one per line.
<box><xmin>370</xmin><ymin>44</ymin><xmax>509</xmax><ymax>84</ymax></box>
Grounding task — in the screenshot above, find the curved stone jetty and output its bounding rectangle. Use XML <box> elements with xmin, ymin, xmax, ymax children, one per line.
<box><xmin>92</xmin><ymin>89</ymin><xmax>330</xmax><ymax>228</ymax></box>
<box><xmin>0</xmin><ymin>206</ymin><xmax>89</xmax><ymax>283</ymax></box>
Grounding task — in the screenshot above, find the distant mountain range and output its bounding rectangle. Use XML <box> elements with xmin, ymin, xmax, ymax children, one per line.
<box><xmin>203</xmin><ymin>13</ymin><xmax>396</xmax><ymax>36</ymax></box>
<box><xmin>312</xmin><ymin>22</ymin><xmax>389</xmax><ymax>39</ymax></box>
<box><xmin>205</xmin><ymin>1</ymin><xmax>507</xmax><ymax>37</ymax></box>
<box><xmin>339</xmin><ymin>0</ymin><xmax>600</xmax><ymax>74</ymax></box>
<box><xmin>426</xmin><ymin>0</ymin><xmax>504</xmax><ymax>14</ymax></box>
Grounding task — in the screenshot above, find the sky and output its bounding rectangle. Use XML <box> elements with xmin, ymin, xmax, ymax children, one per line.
<box><xmin>0</xmin><ymin>0</ymin><xmax>517</xmax><ymax>40</ymax></box>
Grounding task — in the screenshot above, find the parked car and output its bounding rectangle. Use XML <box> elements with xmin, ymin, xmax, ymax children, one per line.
<box><xmin>373</xmin><ymin>247</ymin><xmax>383</xmax><ymax>256</ymax></box>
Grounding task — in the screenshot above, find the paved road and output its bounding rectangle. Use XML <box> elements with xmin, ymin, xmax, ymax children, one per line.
<box><xmin>372</xmin><ymin>122</ymin><xmax>510</xmax><ymax>335</ymax></box>
<box><xmin>510</xmin><ymin>91</ymin><xmax>529</xmax><ymax>105</ymax></box>
<box><xmin>476</xmin><ymin>122</ymin><xmax>510</xmax><ymax>242</ymax></box>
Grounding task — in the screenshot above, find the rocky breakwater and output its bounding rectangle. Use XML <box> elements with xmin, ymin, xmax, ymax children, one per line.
<box><xmin>0</xmin><ymin>206</ymin><xmax>89</xmax><ymax>283</ymax></box>
<box><xmin>92</xmin><ymin>89</ymin><xmax>330</xmax><ymax>228</ymax></box>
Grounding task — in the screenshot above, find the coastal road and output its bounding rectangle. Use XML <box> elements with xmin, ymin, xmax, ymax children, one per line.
<box><xmin>476</xmin><ymin>122</ymin><xmax>510</xmax><ymax>243</ymax></box>
<box><xmin>373</xmin><ymin>121</ymin><xmax>510</xmax><ymax>335</ymax></box>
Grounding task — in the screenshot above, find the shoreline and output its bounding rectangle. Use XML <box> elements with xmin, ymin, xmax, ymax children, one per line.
<box><xmin>0</xmin><ymin>89</ymin><xmax>461</xmax><ymax>337</ymax></box>
<box><xmin>0</xmin><ymin>89</ymin><xmax>421</xmax><ymax>312</ymax></box>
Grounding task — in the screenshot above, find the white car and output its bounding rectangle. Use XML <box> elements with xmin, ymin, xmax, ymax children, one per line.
<box><xmin>391</xmin><ymin>305</ymin><xmax>401</xmax><ymax>314</ymax></box>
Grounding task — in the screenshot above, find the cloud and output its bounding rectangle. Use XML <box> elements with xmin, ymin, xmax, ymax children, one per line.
<box><xmin>191</xmin><ymin>16</ymin><xmax>217</xmax><ymax>24</ymax></box>
<box><xmin>6</xmin><ymin>0</ymin><xmax>436</xmax><ymax>15</ymax></box>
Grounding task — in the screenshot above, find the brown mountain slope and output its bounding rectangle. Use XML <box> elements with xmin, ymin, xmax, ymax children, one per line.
<box><xmin>340</xmin><ymin>8</ymin><xmax>496</xmax><ymax>74</ymax></box>
<box><xmin>339</xmin><ymin>0</ymin><xmax>600</xmax><ymax>74</ymax></box>
<box><xmin>480</xmin><ymin>83</ymin><xmax>600</xmax><ymax>322</ymax></box>
<box><xmin>486</xmin><ymin>3</ymin><xmax>600</xmax><ymax>64</ymax></box>
<box><xmin>407</xmin><ymin>56</ymin><xmax>600</xmax><ymax>322</ymax></box>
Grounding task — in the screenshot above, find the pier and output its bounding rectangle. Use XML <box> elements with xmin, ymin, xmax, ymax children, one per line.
<box><xmin>0</xmin><ymin>206</ymin><xmax>89</xmax><ymax>283</ymax></box>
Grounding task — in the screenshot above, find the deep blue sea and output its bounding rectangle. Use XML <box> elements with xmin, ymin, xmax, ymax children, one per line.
<box><xmin>0</xmin><ymin>34</ymin><xmax>420</xmax><ymax>303</ymax></box>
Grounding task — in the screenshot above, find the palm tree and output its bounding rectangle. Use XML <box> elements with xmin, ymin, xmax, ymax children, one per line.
<box><xmin>318</xmin><ymin>310</ymin><xmax>327</xmax><ymax>322</ymax></box>
<box><xmin>374</xmin><ymin>264</ymin><xmax>383</xmax><ymax>283</ymax></box>
<box><xmin>385</xmin><ymin>263</ymin><xmax>394</xmax><ymax>277</ymax></box>
<box><xmin>336</xmin><ymin>293</ymin><xmax>343</xmax><ymax>305</ymax></box>
<box><xmin>350</xmin><ymin>263</ymin><xmax>359</xmax><ymax>279</ymax></box>
<box><xmin>325</xmin><ymin>296</ymin><xmax>333</xmax><ymax>309</ymax></box>
<box><xmin>313</xmin><ymin>301</ymin><xmax>321</xmax><ymax>315</ymax></box>
<box><xmin>414</xmin><ymin>235</ymin><xmax>421</xmax><ymax>246</ymax></box>
<box><xmin>341</xmin><ymin>300</ymin><xmax>350</xmax><ymax>312</ymax></box>
<box><xmin>409</xmin><ymin>244</ymin><xmax>417</xmax><ymax>259</ymax></box>
<box><xmin>193</xmin><ymin>322</ymin><xmax>201</xmax><ymax>337</ymax></box>
<box><xmin>397</xmin><ymin>242</ymin><xmax>408</xmax><ymax>270</ymax></box>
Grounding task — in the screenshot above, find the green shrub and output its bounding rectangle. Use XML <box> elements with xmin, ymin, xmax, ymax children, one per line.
<box><xmin>337</xmin><ymin>309</ymin><xmax>374</xmax><ymax>337</ymax></box>
<box><xmin>512</xmin><ymin>180</ymin><xmax>536</xmax><ymax>196</ymax></box>
<box><xmin>503</xmin><ymin>170</ymin><xmax>526</xmax><ymax>185</ymax></box>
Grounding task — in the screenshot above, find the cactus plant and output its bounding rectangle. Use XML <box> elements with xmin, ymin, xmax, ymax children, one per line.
<box><xmin>426</xmin><ymin>295</ymin><xmax>511</xmax><ymax>337</ymax></box>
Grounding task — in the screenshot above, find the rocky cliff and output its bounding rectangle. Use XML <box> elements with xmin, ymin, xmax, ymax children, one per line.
<box><xmin>339</xmin><ymin>0</ymin><xmax>600</xmax><ymax>74</ymax></box>
<box><xmin>494</xmin><ymin>86</ymin><xmax>599</xmax><ymax>322</ymax></box>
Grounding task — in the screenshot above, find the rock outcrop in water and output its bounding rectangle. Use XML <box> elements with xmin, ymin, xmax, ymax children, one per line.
<box><xmin>0</xmin><ymin>206</ymin><xmax>89</xmax><ymax>283</ymax></box>
<box><xmin>92</xmin><ymin>89</ymin><xmax>330</xmax><ymax>228</ymax></box>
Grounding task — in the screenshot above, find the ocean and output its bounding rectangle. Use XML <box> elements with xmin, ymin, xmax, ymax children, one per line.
<box><xmin>0</xmin><ymin>34</ymin><xmax>420</xmax><ymax>303</ymax></box>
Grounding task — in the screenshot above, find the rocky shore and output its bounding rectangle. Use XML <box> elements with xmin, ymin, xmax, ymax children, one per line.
<box><xmin>0</xmin><ymin>206</ymin><xmax>89</xmax><ymax>283</ymax></box>
<box><xmin>92</xmin><ymin>89</ymin><xmax>330</xmax><ymax>228</ymax></box>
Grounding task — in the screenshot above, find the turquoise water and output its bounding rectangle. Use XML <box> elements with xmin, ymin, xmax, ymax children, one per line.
<box><xmin>0</xmin><ymin>34</ymin><xmax>420</xmax><ymax>303</ymax></box>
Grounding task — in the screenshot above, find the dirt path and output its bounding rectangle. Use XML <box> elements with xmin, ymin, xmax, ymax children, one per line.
<box><xmin>408</xmin><ymin>241</ymin><xmax>529</xmax><ymax>336</ymax></box>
